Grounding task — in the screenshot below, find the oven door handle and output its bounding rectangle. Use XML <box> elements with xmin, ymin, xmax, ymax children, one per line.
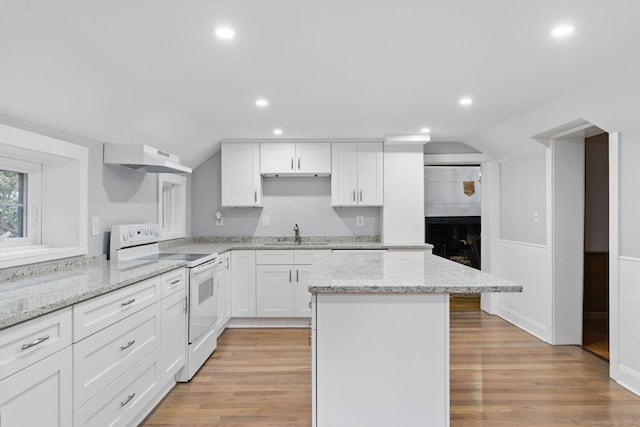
<box><xmin>190</xmin><ymin>260</ymin><xmax>216</xmax><ymax>275</ymax></box>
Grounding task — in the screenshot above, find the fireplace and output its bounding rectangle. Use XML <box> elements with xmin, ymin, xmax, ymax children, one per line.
<box><xmin>425</xmin><ymin>216</ymin><xmax>481</xmax><ymax>270</ymax></box>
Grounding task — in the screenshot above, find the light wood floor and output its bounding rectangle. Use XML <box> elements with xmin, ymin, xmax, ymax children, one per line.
<box><xmin>143</xmin><ymin>312</ymin><xmax>640</xmax><ymax>427</ymax></box>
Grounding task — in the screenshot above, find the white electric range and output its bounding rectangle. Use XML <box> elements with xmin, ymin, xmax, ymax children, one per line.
<box><xmin>110</xmin><ymin>223</ymin><xmax>220</xmax><ymax>382</ymax></box>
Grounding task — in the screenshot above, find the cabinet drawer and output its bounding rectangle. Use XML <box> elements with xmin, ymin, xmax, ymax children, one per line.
<box><xmin>73</xmin><ymin>348</ymin><xmax>161</xmax><ymax>427</ymax></box>
<box><xmin>0</xmin><ymin>307</ymin><xmax>72</xmax><ymax>381</ymax></box>
<box><xmin>73</xmin><ymin>302</ymin><xmax>161</xmax><ymax>410</ymax></box>
<box><xmin>256</xmin><ymin>250</ymin><xmax>294</xmax><ymax>265</ymax></box>
<box><xmin>73</xmin><ymin>277</ymin><xmax>161</xmax><ymax>342</ymax></box>
<box><xmin>294</xmin><ymin>250</ymin><xmax>329</xmax><ymax>265</ymax></box>
<box><xmin>161</xmin><ymin>268</ymin><xmax>186</xmax><ymax>298</ymax></box>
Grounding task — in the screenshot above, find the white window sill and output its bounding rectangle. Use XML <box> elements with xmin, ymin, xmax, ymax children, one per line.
<box><xmin>0</xmin><ymin>246</ymin><xmax>88</xmax><ymax>270</ymax></box>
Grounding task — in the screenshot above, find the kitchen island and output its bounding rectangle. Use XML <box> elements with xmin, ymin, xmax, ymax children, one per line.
<box><xmin>308</xmin><ymin>250</ymin><xmax>522</xmax><ymax>427</ymax></box>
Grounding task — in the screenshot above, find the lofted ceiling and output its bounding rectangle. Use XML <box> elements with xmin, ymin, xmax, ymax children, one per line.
<box><xmin>1</xmin><ymin>0</ymin><xmax>639</xmax><ymax>167</ymax></box>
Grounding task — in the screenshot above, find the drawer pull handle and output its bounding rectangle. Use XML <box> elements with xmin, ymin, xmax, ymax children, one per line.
<box><xmin>120</xmin><ymin>393</ymin><xmax>135</xmax><ymax>407</ymax></box>
<box><xmin>121</xmin><ymin>298</ymin><xmax>136</xmax><ymax>307</ymax></box>
<box><xmin>169</xmin><ymin>279</ymin><xmax>181</xmax><ymax>287</ymax></box>
<box><xmin>21</xmin><ymin>335</ymin><xmax>50</xmax><ymax>350</ymax></box>
<box><xmin>120</xmin><ymin>340</ymin><xmax>136</xmax><ymax>351</ymax></box>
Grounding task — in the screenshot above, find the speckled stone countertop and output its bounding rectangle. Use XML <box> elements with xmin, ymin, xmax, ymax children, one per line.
<box><xmin>308</xmin><ymin>250</ymin><xmax>522</xmax><ymax>294</ymax></box>
<box><xmin>159</xmin><ymin>236</ymin><xmax>432</xmax><ymax>254</ymax></box>
<box><xmin>0</xmin><ymin>236</ymin><xmax>433</xmax><ymax>330</ymax></box>
<box><xmin>0</xmin><ymin>258</ymin><xmax>186</xmax><ymax>330</ymax></box>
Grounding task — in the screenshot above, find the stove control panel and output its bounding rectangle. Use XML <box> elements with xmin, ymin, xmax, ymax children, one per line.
<box><xmin>109</xmin><ymin>223</ymin><xmax>160</xmax><ymax>259</ymax></box>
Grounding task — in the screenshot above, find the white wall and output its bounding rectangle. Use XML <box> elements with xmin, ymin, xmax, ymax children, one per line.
<box><xmin>382</xmin><ymin>143</ymin><xmax>425</xmax><ymax>245</ymax></box>
<box><xmin>551</xmin><ymin>137</ymin><xmax>585</xmax><ymax>345</ymax></box>
<box><xmin>0</xmin><ymin>113</ymin><xmax>161</xmax><ymax>255</ymax></box>
<box><xmin>424</xmin><ymin>166</ymin><xmax>481</xmax><ymax>217</ymax></box>
<box><xmin>616</xmin><ymin>129</ymin><xmax>640</xmax><ymax>394</ymax></box>
<box><xmin>191</xmin><ymin>151</ymin><xmax>381</xmax><ymax>237</ymax></box>
<box><xmin>482</xmin><ymin>151</ymin><xmax>552</xmax><ymax>343</ymax></box>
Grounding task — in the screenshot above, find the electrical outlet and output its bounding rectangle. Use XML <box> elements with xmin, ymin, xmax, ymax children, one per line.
<box><xmin>533</xmin><ymin>211</ymin><xmax>539</xmax><ymax>224</ymax></box>
<box><xmin>356</xmin><ymin>216</ymin><xmax>364</xmax><ymax>227</ymax></box>
<box><xmin>262</xmin><ymin>216</ymin><xmax>270</xmax><ymax>227</ymax></box>
<box><xmin>215</xmin><ymin>211</ymin><xmax>223</xmax><ymax>226</ymax></box>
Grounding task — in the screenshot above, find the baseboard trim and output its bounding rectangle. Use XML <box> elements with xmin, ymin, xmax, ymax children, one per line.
<box><xmin>228</xmin><ymin>317</ymin><xmax>310</xmax><ymax>328</ymax></box>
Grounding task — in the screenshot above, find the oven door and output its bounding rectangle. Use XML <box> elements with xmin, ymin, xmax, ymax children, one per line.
<box><xmin>189</xmin><ymin>260</ymin><xmax>218</xmax><ymax>343</ymax></box>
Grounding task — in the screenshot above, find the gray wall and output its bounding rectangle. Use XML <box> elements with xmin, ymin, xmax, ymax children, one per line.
<box><xmin>191</xmin><ymin>151</ymin><xmax>381</xmax><ymax>237</ymax></box>
<box><xmin>620</xmin><ymin>130</ymin><xmax>640</xmax><ymax>258</ymax></box>
<box><xmin>499</xmin><ymin>151</ymin><xmax>547</xmax><ymax>245</ymax></box>
<box><xmin>0</xmin><ymin>113</ymin><xmax>160</xmax><ymax>255</ymax></box>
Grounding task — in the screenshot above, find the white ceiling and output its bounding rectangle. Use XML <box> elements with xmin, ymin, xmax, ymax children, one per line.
<box><xmin>1</xmin><ymin>0</ymin><xmax>639</xmax><ymax>167</ymax></box>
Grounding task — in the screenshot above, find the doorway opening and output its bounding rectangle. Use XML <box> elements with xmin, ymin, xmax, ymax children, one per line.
<box><xmin>424</xmin><ymin>165</ymin><xmax>482</xmax><ymax>311</ymax></box>
<box><xmin>582</xmin><ymin>132</ymin><xmax>610</xmax><ymax>360</ymax></box>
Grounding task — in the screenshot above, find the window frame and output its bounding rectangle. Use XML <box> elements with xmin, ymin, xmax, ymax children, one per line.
<box><xmin>157</xmin><ymin>173</ymin><xmax>187</xmax><ymax>241</ymax></box>
<box><xmin>0</xmin><ymin>123</ymin><xmax>88</xmax><ymax>269</ymax></box>
<box><xmin>0</xmin><ymin>156</ymin><xmax>42</xmax><ymax>249</ymax></box>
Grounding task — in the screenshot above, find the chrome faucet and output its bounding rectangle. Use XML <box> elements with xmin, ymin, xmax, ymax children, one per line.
<box><xmin>294</xmin><ymin>224</ymin><xmax>301</xmax><ymax>244</ymax></box>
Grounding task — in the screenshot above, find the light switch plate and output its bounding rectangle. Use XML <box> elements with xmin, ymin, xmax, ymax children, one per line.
<box><xmin>533</xmin><ymin>211</ymin><xmax>539</xmax><ymax>224</ymax></box>
<box><xmin>263</xmin><ymin>216</ymin><xmax>270</xmax><ymax>227</ymax></box>
<box><xmin>356</xmin><ymin>216</ymin><xmax>364</xmax><ymax>227</ymax></box>
<box><xmin>91</xmin><ymin>217</ymin><xmax>100</xmax><ymax>236</ymax></box>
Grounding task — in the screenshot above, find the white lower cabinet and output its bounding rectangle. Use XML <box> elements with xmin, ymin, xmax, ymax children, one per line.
<box><xmin>73</xmin><ymin>303</ymin><xmax>161</xmax><ymax>409</ymax></box>
<box><xmin>0</xmin><ymin>307</ymin><xmax>73</xmax><ymax>427</ymax></box>
<box><xmin>215</xmin><ymin>252</ymin><xmax>231</xmax><ymax>335</ymax></box>
<box><xmin>231</xmin><ymin>250</ymin><xmax>257</xmax><ymax>317</ymax></box>
<box><xmin>0</xmin><ymin>345</ymin><xmax>72</xmax><ymax>427</ymax></box>
<box><xmin>73</xmin><ymin>348</ymin><xmax>161</xmax><ymax>427</ymax></box>
<box><xmin>256</xmin><ymin>250</ymin><xmax>327</xmax><ymax>318</ymax></box>
<box><xmin>161</xmin><ymin>289</ymin><xmax>186</xmax><ymax>386</ymax></box>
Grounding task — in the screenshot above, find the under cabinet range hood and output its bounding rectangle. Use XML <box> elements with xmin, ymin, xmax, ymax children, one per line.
<box><xmin>103</xmin><ymin>143</ymin><xmax>192</xmax><ymax>173</ymax></box>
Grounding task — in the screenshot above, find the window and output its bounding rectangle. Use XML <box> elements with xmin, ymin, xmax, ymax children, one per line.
<box><xmin>158</xmin><ymin>173</ymin><xmax>187</xmax><ymax>240</ymax></box>
<box><xmin>0</xmin><ymin>123</ymin><xmax>88</xmax><ymax>268</ymax></box>
<box><xmin>0</xmin><ymin>156</ymin><xmax>41</xmax><ymax>248</ymax></box>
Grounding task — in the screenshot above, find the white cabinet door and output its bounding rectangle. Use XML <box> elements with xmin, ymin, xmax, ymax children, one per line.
<box><xmin>297</xmin><ymin>143</ymin><xmax>331</xmax><ymax>174</ymax></box>
<box><xmin>260</xmin><ymin>143</ymin><xmax>296</xmax><ymax>174</ymax></box>
<box><xmin>294</xmin><ymin>264</ymin><xmax>313</xmax><ymax>317</ymax></box>
<box><xmin>231</xmin><ymin>250</ymin><xmax>257</xmax><ymax>317</ymax></box>
<box><xmin>0</xmin><ymin>346</ymin><xmax>72</xmax><ymax>427</ymax></box>
<box><xmin>331</xmin><ymin>143</ymin><xmax>358</xmax><ymax>206</ymax></box>
<box><xmin>161</xmin><ymin>289</ymin><xmax>186</xmax><ymax>386</ymax></box>
<box><xmin>221</xmin><ymin>142</ymin><xmax>262</xmax><ymax>207</ymax></box>
<box><xmin>221</xmin><ymin>253</ymin><xmax>232</xmax><ymax>324</ymax></box>
<box><xmin>331</xmin><ymin>142</ymin><xmax>383</xmax><ymax>207</ymax></box>
<box><xmin>256</xmin><ymin>265</ymin><xmax>294</xmax><ymax>317</ymax></box>
<box><xmin>260</xmin><ymin>142</ymin><xmax>330</xmax><ymax>175</ymax></box>
<box><xmin>215</xmin><ymin>260</ymin><xmax>227</xmax><ymax>335</ymax></box>
<box><xmin>357</xmin><ymin>142</ymin><xmax>384</xmax><ymax>206</ymax></box>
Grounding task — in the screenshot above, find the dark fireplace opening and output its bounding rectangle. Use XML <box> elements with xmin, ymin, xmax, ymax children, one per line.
<box><xmin>425</xmin><ymin>216</ymin><xmax>481</xmax><ymax>270</ymax></box>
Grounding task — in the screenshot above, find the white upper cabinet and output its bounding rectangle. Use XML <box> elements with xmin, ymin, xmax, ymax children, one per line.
<box><xmin>331</xmin><ymin>142</ymin><xmax>383</xmax><ymax>206</ymax></box>
<box><xmin>221</xmin><ymin>142</ymin><xmax>262</xmax><ymax>207</ymax></box>
<box><xmin>260</xmin><ymin>142</ymin><xmax>331</xmax><ymax>176</ymax></box>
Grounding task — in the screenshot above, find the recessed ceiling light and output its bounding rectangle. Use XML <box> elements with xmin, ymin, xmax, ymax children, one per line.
<box><xmin>420</xmin><ymin>127</ymin><xmax>431</xmax><ymax>134</ymax></box>
<box><xmin>214</xmin><ymin>27</ymin><xmax>236</xmax><ymax>40</ymax></box>
<box><xmin>551</xmin><ymin>24</ymin><xmax>574</xmax><ymax>38</ymax></box>
<box><xmin>255</xmin><ymin>98</ymin><xmax>269</xmax><ymax>107</ymax></box>
<box><xmin>459</xmin><ymin>97</ymin><xmax>473</xmax><ymax>106</ymax></box>
<box><xmin>273</xmin><ymin>129</ymin><xmax>283</xmax><ymax>135</ymax></box>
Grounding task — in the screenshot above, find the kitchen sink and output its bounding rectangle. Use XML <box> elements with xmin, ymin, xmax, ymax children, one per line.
<box><xmin>264</xmin><ymin>242</ymin><xmax>329</xmax><ymax>246</ymax></box>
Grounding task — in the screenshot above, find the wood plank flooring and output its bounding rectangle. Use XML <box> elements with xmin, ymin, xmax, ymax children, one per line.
<box><xmin>142</xmin><ymin>312</ymin><xmax>640</xmax><ymax>427</ymax></box>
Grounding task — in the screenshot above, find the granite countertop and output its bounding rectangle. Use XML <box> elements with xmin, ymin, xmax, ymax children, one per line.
<box><xmin>0</xmin><ymin>257</ymin><xmax>186</xmax><ymax>330</ymax></box>
<box><xmin>160</xmin><ymin>236</ymin><xmax>432</xmax><ymax>254</ymax></box>
<box><xmin>308</xmin><ymin>250</ymin><xmax>523</xmax><ymax>294</ymax></box>
<box><xmin>0</xmin><ymin>236</ymin><xmax>433</xmax><ymax>330</ymax></box>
